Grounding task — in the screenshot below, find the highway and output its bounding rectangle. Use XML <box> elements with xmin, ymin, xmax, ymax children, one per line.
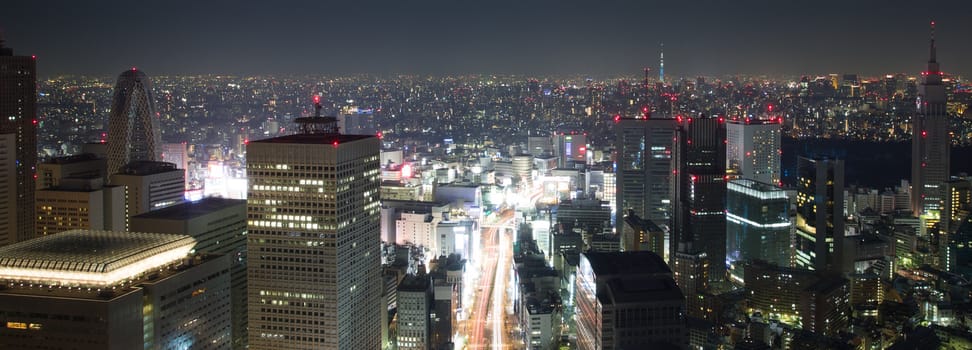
<box><xmin>461</xmin><ymin>210</ymin><xmax>517</xmax><ymax>349</ymax></box>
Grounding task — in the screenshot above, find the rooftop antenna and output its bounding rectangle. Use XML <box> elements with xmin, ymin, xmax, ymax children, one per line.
<box><xmin>295</xmin><ymin>94</ymin><xmax>339</xmax><ymax>134</ymax></box>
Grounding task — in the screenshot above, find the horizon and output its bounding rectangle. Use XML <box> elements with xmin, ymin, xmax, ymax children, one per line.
<box><xmin>3</xmin><ymin>0</ymin><xmax>971</xmax><ymax>77</ymax></box>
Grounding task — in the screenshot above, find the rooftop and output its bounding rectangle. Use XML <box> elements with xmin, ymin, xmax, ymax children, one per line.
<box><xmin>116</xmin><ymin>160</ymin><xmax>179</xmax><ymax>175</ymax></box>
<box><xmin>0</xmin><ymin>230</ymin><xmax>195</xmax><ymax>287</ymax></box>
<box><xmin>583</xmin><ymin>251</ymin><xmax>672</xmax><ymax>277</ymax></box>
<box><xmin>132</xmin><ymin>197</ymin><xmax>245</xmax><ymax>221</ymax></box>
<box><xmin>250</xmin><ymin>133</ymin><xmax>373</xmax><ymax>145</ymax></box>
<box><xmin>600</xmin><ymin>276</ymin><xmax>683</xmax><ymax>304</ymax></box>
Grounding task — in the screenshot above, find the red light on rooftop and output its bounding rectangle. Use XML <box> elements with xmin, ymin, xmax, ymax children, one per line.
<box><xmin>313</xmin><ymin>95</ymin><xmax>320</xmax><ymax>104</ymax></box>
<box><xmin>691</xmin><ymin>175</ymin><xmax>697</xmax><ymax>182</ymax></box>
<box><xmin>131</xmin><ymin>67</ymin><xmax>137</xmax><ymax>71</ymax></box>
<box><xmin>676</xmin><ymin>115</ymin><xmax>683</xmax><ymax>123</ymax></box>
<box><xmin>31</xmin><ymin>55</ymin><xmax>36</xmax><ymax>60</ymax></box>
<box><xmin>717</xmin><ymin>116</ymin><xmax>724</xmax><ymax>123</ymax></box>
<box><xmin>31</xmin><ymin>119</ymin><xmax>37</xmax><ymax>125</ymax></box>
<box><xmin>613</xmin><ymin>115</ymin><xmax>621</xmax><ymax>123</ymax></box>
<box><xmin>921</xmin><ymin>130</ymin><xmax>927</xmax><ymax>137</ymax></box>
<box><xmin>332</xmin><ymin>140</ymin><xmax>339</xmax><ymax>147</ymax></box>
<box><xmin>377</xmin><ymin>131</ymin><xmax>383</xmax><ymax>139</ymax></box>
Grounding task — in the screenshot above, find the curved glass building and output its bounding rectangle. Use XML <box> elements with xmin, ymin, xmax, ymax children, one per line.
<box><xmin>107</xmin><ymin>68</ymin><xmax>161</xmax><ymax>177</ymax></box>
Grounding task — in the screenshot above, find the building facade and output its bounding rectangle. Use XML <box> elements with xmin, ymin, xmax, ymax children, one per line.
<box><xmin>614</xmin><ymin>117</ymin><xmax>676</xmax><ymax>229</ymax></box>
<box><xmin>0</xmin><ymin>230</ymin><xmax>231</xmax><ymax>350</ymax></box>
<box><xmin>726</xmin><ymin>119</ymin><xmax>781</xmax><ymax>185</ymax></box>
<box><xmin>911</xmin><ymin>24</ymin><xmax>950</xmax><ymax>219</ymax></box>
<box><xmin>794</xmin><ymin>156</ymin><xmax>847</xmax><ymax>274</ymax></box>
<box><xmin>726</xmin><ymin>179</ymin><xmax>792</xmax><ymax>283</ymax></box>
<box><xmin>0</xmin><ymin>40</ymin><xmax>36</xmax><ymax>245</ymax></box>
<box><xmin>107</xmin><ymin>68</ymin><xmax>162</xmax><ymax>177</ymax></box>
<box><xmin>131</xmin><ymin>197</ymin><xmax>248</xmax><ymax>349</ymax></box>
<box><xmin>672</xmin><ymin>115</ymin><xmax>726</xmax><ymax>279</ymax></box>
<box><xmin>246</xmin><ymin>126</ymin><xmax>381</xmax><ymax>349</ymax></box>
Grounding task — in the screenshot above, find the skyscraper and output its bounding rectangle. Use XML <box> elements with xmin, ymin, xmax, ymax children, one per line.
<box><xmin>614</xmin><ymin>116</ymin><xmax>676</xmax><ymax>229</ymax></box>
<box><xmin>911</xmin><ymin>22</ymin><xmax>950</xmax><ymax>219</ymax></box>
<box><xmin>726</xmin><ymin>118</ymin><xmax>781</xmax><ymax>185</ymax></box>
<box><xmin>0</xmin><ymin>37</ymin><xmax>37</xmax><ymax>245</ymax></box>
<box><xmin>725</xmin><ymin>179</ymin><xmax>791</xmax><ymax>284</ymax></box>
<box><xmin>794</xmin><ymin>156</ymin><xmax>847</xmax><ymax>274</ymax></box>
<box><xmin>107</xmin><ymin>68</ymin><xmax>162</xmax><ymax>177</ymax></box>
<box><xmin>672</xmin><ymin>114</ymin><xmax>727</xmax><ymax>280</ymax></box>
<box><xmin>247</xmin><ymin>116</ymin><xmax>381</xmax><ymax>349</ymax></box>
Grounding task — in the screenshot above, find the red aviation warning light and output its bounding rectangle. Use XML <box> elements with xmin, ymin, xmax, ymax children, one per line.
<box><xmin>332</xmin><ymin>140</ymin><xmax>339</xmax><ymax>148</ymax></box>
<box><xmin>313</xmin><ymin>95</ymin><xmax>321</xmax><ymax>104</ymax></box>
<box><xmin>613</xmin><ymin>114</ymin><xmax>621</xmax><ymax>123</ymax></box>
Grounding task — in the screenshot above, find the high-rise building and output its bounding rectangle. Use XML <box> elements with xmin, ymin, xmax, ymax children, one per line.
<box><xmin>726</xmin><ymin>119</ymin><xmax>781</xmax><ymax>185</ymax></box>
<box><xmin>396</xmin><ymin>274</ymin><xmax>432</xmax><ymax>350</ymax></box>
<box><xmin>745</xmin><ymin>260</ymin><xmax>849</xmax><ymax>337</ymax></box>
<box><xmin>673</xmin><ymin>243</ymin><xmax>709</xmax><ymax>319</ymax></box>
<box><xmin>552</xmin><ymin>132</ymin><xmax>587</xmax><ymax>167</ymax></box>
<box><xmin>672</xmin><ymin>115</ymin><xmax>727</xmax><ymax>279</ymax></box>
<box><xmin>107</xmin><ymin>68</ymin><xmax>162</xmax><ymax>177</ymax></box>
<box><xmin>131</xmin><ymin>197</ymin><xmax>248</xmax><ymax>349</ymax></box>
<box><xmin>614</xmin><ymin>116</ymin><xmax>676</xmax><ymax>228</ymax></box>
<box><xmin>35</xmin><ymin>177</ymin><xmax>126</xmax><ymax>237</ymax></box>
<box><xmin>794</xmin><ymin>156</ymin><xmax>847</xmax><ymax>274</ymax></box>
<box><xmin>575</xmin><ymin>251</ymin><xmax>686</xmax><ymax>350</ymax></box>
<box><xmin>0</xmin><ymin>134</ymin><xmax>16</xmax><ymax>246</ymax></box>
<box><xmin>0</xmin><ymin>230</ymin><xmax>231</xmax><ymax>350</ymax></box>
<box><xmin>246</xmin><ymin>116</ymin><xmax>381</xmax><ymax>349</ymax></box>
<box><xmin>109</xmin><ymin>160</ymin><xmax>185</xmax><ymax>218</ymax></box>
<box><xmin>36</xmin><ymin>153</ymin><xmax>107</xmax><ymax>190</ymax></box>
<box><xmin>911</xmin><ymin>22</ymin><xmax>950</xmax><ymax>219</ymax></box>
<box><xmin>726</xmin><ymin>179</ymin><xmax>792</xmax><ymax>283</ymax></box>
<box><xmin>0</xmin><ymin>38</ymin><xmax>37</xmax><ymax>245</ymax></box>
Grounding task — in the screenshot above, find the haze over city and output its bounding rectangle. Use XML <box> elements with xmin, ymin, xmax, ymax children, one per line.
<box><xmin>3</xmin><ymin>0</ymin><xmax>972</xmax><ymax>76</ymax></box>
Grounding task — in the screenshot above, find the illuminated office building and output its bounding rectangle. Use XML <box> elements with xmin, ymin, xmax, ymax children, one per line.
<box><xmin>131</xmin><ymin>197</ymin><xmax>248</xmax><ymax>349</ymax></box>
<box><xmin>0</xmin><ymin>38</ymin><xmax>37</xmax><ymax>245</ymax></box>
<box><xmin>36</xmin><ymin>153</ymin><xmax>106</xmax><ymax>190</ymax></box>
<box><xmin>246</xmin><ymin>116</ymin><xmax>381</xmax><ymax>349</ymax></box>
<box><xmin>109</xmin><ymin>161</ymin><xmax>185</xmax><ymax>218</ymax></box>
<box><xmin>35</xmin><ymin>177</ymin><xmax>126</xmax><ymax>237</ymax></box>
<box><xmin>726</xmin><ymin>118</ymin><xmax>781</xmax><ymax>185</ymax></box>
<box><xmin>0</xmin><ymin>230</ymin><xmax>231</xmax><ymax>350</ymax></box>
<box><xmin>726</xmin><ymin>179</ymin><xmax>791</xmax><ymax>283</ymax></box>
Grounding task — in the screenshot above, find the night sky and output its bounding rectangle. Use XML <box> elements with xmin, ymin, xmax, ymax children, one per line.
<box><xmin>2</xmin><ymin>0</ymin><xmax>970</xmax><ymax>77</ymax></box>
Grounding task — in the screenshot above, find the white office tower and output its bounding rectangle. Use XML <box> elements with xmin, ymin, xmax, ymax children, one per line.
<box><xmin>246</xmin><ymin>116</ymin><xmax>381</xmax><ymax>349</ymax></box>
<box><xmin>726</xmin><ymin>119</ymin><xmax>781</xmax><ymax>185</ymax></box>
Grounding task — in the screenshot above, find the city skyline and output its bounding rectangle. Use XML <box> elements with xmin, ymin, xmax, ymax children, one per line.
<box><xmin>3</xmin><ymin>1</ymin><xmax>972</xmax><ymax>77</ymax></box>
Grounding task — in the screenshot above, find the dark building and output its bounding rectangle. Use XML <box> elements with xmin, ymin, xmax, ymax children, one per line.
<box><xmin>911</xmin><ymin>23</ymin><xmax>950</xmax><ymax>219</ymax></box>
<box><xmin>614</xmin><ymin>116</ymin><xmax>676</xmax><ymax>230</ymax></box>
<box><xmin>672</xmin><ymin>114</ymin><xmax>727</xmax><ymax>280</ymax></box>
<box><xmin>0</xmin><ymin>37</ymin><xmax>36</xmax><ymax>245</ymax></box>
<box><xmin>575</xmin><ymin>251</ymin><xmax>687</xmax><ymax>350</ymax></box>
<box><xmin>107</xmin><ymin>69</ymin><xmax>162</xmax><ymax>177</ymax></box>
<box><xmin>794</xmin><ymin>156</ymin><xmax>847</xmax><ymax>275</ymax></box>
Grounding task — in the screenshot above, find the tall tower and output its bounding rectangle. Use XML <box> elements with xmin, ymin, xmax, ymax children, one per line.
<box><xmin>672</xmin><ymin>114</ymin><xmax>727</xmax><ymax>279</ymax></box>
<box><xmin>247</xmin><ymin>115</ymin><xmax>381</xmax><ymax>349</ymax></box>
<box><xmin>107</xmin><ymin>68</ymin><xmax>162</xmax><ymax>177</ymax></box>
<box><xmin>911</xmin><ymin>21</ymin><xmax>950</xmax><ymax>219</ymax></box>
<box><xmin>726</xmin><ymin>118</ymin><xmax>782</xmax><ymax>185</ymax></box>
<box><xmin>0</xmin><ymin>35</ymin><xmax>37</xmax><ymax>245</ymax></box>
<box><xmin>614</xmin><ymin>115</ymin><xmax>676</xmax><ymax>231</ymax></box>
<box><xmin>659</xmin><ymin>43</ymin><xmax>665</xmax><ymax>83</ymax></box>
<box><xmin>794</xmin><ymin>156</ymin><xmax>846</xmax><ymax>275</ymax></box>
